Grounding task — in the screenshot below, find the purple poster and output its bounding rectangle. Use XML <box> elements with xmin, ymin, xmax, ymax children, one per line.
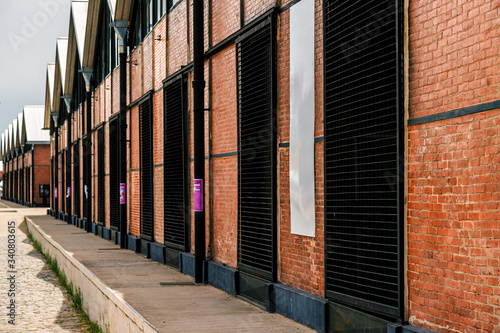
<box><xmin>67</xmin><ymin>187</ymin><xmax>71</xmax><ymax>198</ymax></box>
<box><xmin>55</xmin><ymin>187</ymin><xmax>58</xmax><ymax>198</ymax></box>
<box><xmin>194</xmin><ymin>179</ymin><xmax>203</xmax><ymax>212</ymax></box>
<box><xmin>120</xmin><ymin>183</ymin><xmax>126</xmax><ymax>204</ymax></box>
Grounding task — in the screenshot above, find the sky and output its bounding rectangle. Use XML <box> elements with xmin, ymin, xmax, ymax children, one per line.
<box><xmin>0</xmin><ymin>0</ymin><xmax>71</xmax><ymax>136</ymax></box>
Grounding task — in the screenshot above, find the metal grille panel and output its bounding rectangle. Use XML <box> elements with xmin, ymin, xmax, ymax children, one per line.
<box><xmin>324</xmin><ymin>0</ymin><xmax>403</xmax><ymax>317</ymax></box>
<box><xmin>61</xmin><ymin>153</ymin><xmax>65</xmax><ymax>212</ymax></box>
<box><xmin>140</xmin><ymin>99</ymin><xmax>154</xmax><ymax>239</ymax></box>
<box><xmin>82</xmin><ymin>135</ymin><xmax>88</xmax><ymax>220</ymax></box>
<box><xmin>74</xmin><ymin>142</ymin><xmax>80</xmax><ymax>217</ymax></box>
<box><xmin>237</xmin><ymin>19</ymin><xmax>276</xmax><ymax>280</ymax></box>
<box><xmin>98</xmin><ymin>127</ymin><xmax>105</xmax><ymax>225</ymax></box>
<box><xmin>109</xmin><ymin>118</ymin><xmax>120</xmax><ymax>229</ymax></box>
<box><xmin>163</xmin><ymin>78</ymin><xmax>187</xmax><ymax>249</ymax></box>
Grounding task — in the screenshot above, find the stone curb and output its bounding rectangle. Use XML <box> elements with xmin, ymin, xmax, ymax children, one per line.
<box><xmin>26</xmin><ymin>217</ymin><xmax>159</xmax><ymax>333</ymax></box>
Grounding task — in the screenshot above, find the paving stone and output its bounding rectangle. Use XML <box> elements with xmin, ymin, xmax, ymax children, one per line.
<box><xmin>0</xmin><ymin>204</ymin><xmax>88</xmax><ymax>332</ymax></box>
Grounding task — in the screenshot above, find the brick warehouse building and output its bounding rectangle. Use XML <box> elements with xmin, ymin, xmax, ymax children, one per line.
<box><xmin>1</xmin><ymin>106</ymin><xmax>51</xmax><ymax>207</ymax></box>
<box><xmin>39</xmin><ymin>0</ymin><xmax>500</xmax><ymax>332</ymax></box>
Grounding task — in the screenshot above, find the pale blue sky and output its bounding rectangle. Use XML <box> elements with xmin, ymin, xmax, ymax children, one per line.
<box><xmin>0</xmin><ymin>0</ymin><xmax>70</xmax><ymax>133</ymax></box>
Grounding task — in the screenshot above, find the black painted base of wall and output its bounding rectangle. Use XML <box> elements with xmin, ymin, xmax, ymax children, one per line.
<box><xmin>127</xmin><ymin>235</ymin><xmax>141</xmax><ymax>253</ymax></box>
<box><xmin>205</xmin><ymin>260</ymin><xmax>237</xmax><ymax>296</ymax></box>
<box><xmin>388</xmin><ymin>324</ymin><xmax>436</xmax><ymax>333</ymax></box>
<box><xmin>150</xmin><ymin>243</ymin><xmax>166</xmax><ymax>264</ymax></box>
<box><xmin>91</xmin><ymin>223</ymin><xmax>97</xmax><ymax>235</ymax></box>
<box><xmin>32</xmin><ymin>203</ymin><xmax>50</xmax><ymax>208</ymax></box>
<box><xmin>179</xmin><ymin>252</ymin><xmax>195</xmax><ymax>278</ymax></box>
<box><xmin>164</xmin><ymin>247</ymin><xmax>180</xmax><ymax>269</ymax></box>
<box><xmin>111</xmin><ymin>230</ymin><xmax>121</xmax><ymax>246</ymax></box>
<box><xmin>271</xmin><ymin>283</ymin><xmax>328</xmax><ymax>333</ymax></box>
<box><xmin>102</xmin><ymin>227</ymin><xmax>111</xmax><ymax>240</ymax></box>
<box><xmin>140</xmin><ymin>239</ymin><xmax>150</xmax><ymax>256</ymax></box>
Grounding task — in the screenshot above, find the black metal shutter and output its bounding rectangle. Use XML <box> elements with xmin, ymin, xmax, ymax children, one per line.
<box><xmin>14</xmin><ymin>170</ymin><xmax>18</xmax><ymax>201</ymax></box>
<box><xmin>163</xmin><ymin>77</ymin><xmax>188</xmax><ymax>250</ymax></box>
<box><xmin>324</xmin><ymin>0</ymin><xmax>404</xmax><ymax>318</ymax></box>
<box><xmin>109</xmin><ymin>117</ymin><xmax>120</xmax><ymax>230</ymax></box>
<box><xmin>61</xmin><ymin>153</ymin><xmax>65</xmax><ymax>212</ymax></box>
<box><xmin>140</xmin><ymin>98</ymin><xmax>154</xmax><ymax>240</ymax></box>
<box><xmin>20</xmin><ymin>168</ymin><xmax>24</xmax><ymax>203</ymax></box>
<box><xmin>82</xmin><ymin>135</ymin><xmax>88</xmax><ymax>220</ymax></box>
<box><xmin>98</xmin><ymin>127</ymin><xmax>105</xmax><ymax>225</ymax></box>
<box><xmin>236</xmin><ymin>18</ymin><xmax>277</xmax><ymax>280</ymax></box>
<box><xmin>73</xmin><ymin>141</ymin><xmax>80</xmax><ymax>217</ymax></box>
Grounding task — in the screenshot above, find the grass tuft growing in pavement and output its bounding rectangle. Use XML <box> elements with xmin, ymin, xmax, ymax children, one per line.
<box><xmin>28</xmin><ymin>233</ymin><xmax>103</xmax><ymax>333</ymax></box>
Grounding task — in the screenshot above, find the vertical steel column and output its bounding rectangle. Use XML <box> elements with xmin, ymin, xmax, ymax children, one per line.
<box><xmin>82</xmin><ymin>68</ymin><xmax>93</xmax><ymax>231</ymax></box>
<box><xmin>111</xmin><ymin>21</ymin><xmax>129</xmax><ymax>249</ymax></box>
<box><xmin>64</xmin><ymin>96</ymin><xmax>72</xmax><ymax>219</ymax></box>
<box><xmin>52</xmin><ymin>114</ymin><xmax>59</xmax><ymax>216</ymax></box>
<box><xmin>193</xmin><ymin>0</ymin><xmax>206</xmax><ymax>283</ymax></box>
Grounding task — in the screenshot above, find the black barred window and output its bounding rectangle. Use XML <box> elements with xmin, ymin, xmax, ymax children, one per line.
<box><xmin>324</xmin><ymin>0</ymin><xmax>404</xmax><ymax>318</ymax></box>
<box><xmin>98</xmin><ymin>127</ymin><xmax>105</xmax><ymax>225</ymax></box>
<box><xmin>163</xmin><ymin>76</ymin><xmax>188</xmax><ymax>250</ymax></box>
<box><xmin>236</xmin><ymin>17</ymin><xmax>277</xmax><ymax>282</ymax></box>
<box><xmin>109</xmin><ymin>118</ymin><xmax>120</xmax><ymax>230</ymax></box>
<box><xmin>140</xmin><ymin>97</ymin><xmax>154</xmax><ymax>240</ymax></box>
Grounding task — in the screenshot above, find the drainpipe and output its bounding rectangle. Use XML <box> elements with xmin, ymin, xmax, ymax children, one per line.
<box><xmin>63</xmin><ymin>95</ymin><xmax>72</xmax><ymax>221</ymax></box>
<box><xmin>193</xmin><ymin>0</ymin><xmax>206</xmax><ymax>284</ymax></box>
<box><xmin>82</xmin><ymin>68</ymin><xmax>93</xmax><ymax>231</ymax></box>
<box><xmin>111</xmin><ymin>20</ymin><xmax>129</xmax><ymax>249</ymax></box>
<box><xmin>51</xmin><ymin>112</ymin><xmax>59</xmax><ymax>216</ymax></box>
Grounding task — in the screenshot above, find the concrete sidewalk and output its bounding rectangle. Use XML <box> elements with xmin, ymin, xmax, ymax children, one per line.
<box><xmin>25</xmin><ymin>214</ymin><xmax>314</xmax><ymax>333</ymax></box>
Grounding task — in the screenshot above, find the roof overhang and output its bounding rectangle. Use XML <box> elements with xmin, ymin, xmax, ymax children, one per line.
<box><xmin>44</xmin><ymin>63</ymin><xmax>56</xmax><ymax>129</ymax></box>
<box><xmin>53</xmin><ymin>37</ymin><xmax>69</xmax><ymax>114</ymax></box>
<box><xmin>65</xmin><ymin>1</ymin><xmax>89</xmax><ymax>97</ymax></box>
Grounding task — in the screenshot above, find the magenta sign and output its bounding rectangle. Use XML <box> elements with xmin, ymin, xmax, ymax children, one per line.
<box><xmin>194</xmin><ymin>179</ymin><xmax>203</xmax><ymax>212</ymax></box>
<box><xmin>67</xmin><ymin>187</ymin><xmax>71</xmax><ymax>198</ymax></box>
<box><xmin>120</xmin><ymin>183</ymin><xmax>126</xmax><ymax>204</ymax></box>
<box><xmin>55</xmin><ymin>187</ymin><xmax>58</xmax><ymax>198</ymax></box>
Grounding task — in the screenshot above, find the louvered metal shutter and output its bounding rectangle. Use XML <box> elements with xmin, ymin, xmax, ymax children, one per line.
<box><xmin>73</xmin><ymin>141</ymin><xmax>80</xmax><ymax>217</ymax></box>
<box><xmin>82</xmin><ymin>135</ymin><xmax>88</xmax><ymax>220</ymax></box>
<box><xmin>109</xmin><ymin>118</ymin><xmax>120</xmax><ymax>230</ymax></box>
<box><xmin>14</xmin><ymin>170</ymin><xmax>18</xmax><ymax>201</ymax></box>
<box><xmin>324</xmin><ymin>0</ymin><xmax>404</xmax><ymax>318</ymax></box>
<box><xmin>61</xmin><ymin>153</ymin><xmax>65</xmax><ymax>212</ymax></box>
<box><xmin>236</xmin><ymin>18</ymin><xmax>277</xmax><ymax>280</ymax></box>
<box><xmin>140</xmin><ymin>99</ymin><xmax>154</xmax><ymax>240</ymax></box>
<box><xmin>164</xmin><ymin>77</ymin><xmax>187</xmax><ymax>250</ymax></box>
<box><xmin>98</xmin><ymin>127</ymin><xmax>105</xmax><ymax>225</ymax></box>
<box><xmin>66</xmin><ymin>149</ymin><xmax>72</xmax><ymax>216</ymax></box>
<box><xmin>20</xmin><ymin>169</ymin><xmax>24</xmax><ymax>203</ymax></box>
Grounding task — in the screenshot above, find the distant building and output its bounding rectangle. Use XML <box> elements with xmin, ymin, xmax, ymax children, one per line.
<box><xmin>1</xmin><ymin>106</ymin><xmax>51</xmax><ymax>206</ymax></box>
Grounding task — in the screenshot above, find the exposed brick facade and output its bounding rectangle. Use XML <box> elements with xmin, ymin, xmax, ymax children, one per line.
<box><xmin>29</xmin><ymin>0</ymin><xmax>500</xmax><ymax>332</ymax></box>
<box><xmin>408</xmin><ymin>1</ymin><xmax>500</xmax><ymax>332</ymax></box>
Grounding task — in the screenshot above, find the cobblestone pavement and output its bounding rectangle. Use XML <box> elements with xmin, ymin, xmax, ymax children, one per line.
<box><xmin>0</xmin><ymin>205</ymin><xmax>88</xmax><ymax>332</ymax></box>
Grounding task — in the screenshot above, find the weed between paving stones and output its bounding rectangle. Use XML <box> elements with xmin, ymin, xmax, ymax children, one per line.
<box><xmin>28</xmin><ymin>233</ymin><xmax>104</xmax><ymax>333</ymax></box>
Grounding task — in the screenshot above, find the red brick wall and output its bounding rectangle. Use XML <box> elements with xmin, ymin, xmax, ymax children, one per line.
<box><xmin>244</xmin><ymin>0</ymin><xmax>275</xmax><ymax>25</ymax></box>
<box><xmin>211</xmin><ymin>0</ymin><xmax>240</xmax><ymax>46</ymax></box>
<box><xmin>275</xmin><ymin>0</ymin><xmax>325</xmax><ymax>297</ymax></box>
<box><xmin>129</xmin><ymin>105</ymin><xmax>141</xmax><ymax>237</ymax></box>
<box><xmin>153</xmin><ymin>90</ymin><xmax>164</xmax><ymax>243</ymax></box>
<box><xmin>408</xmin><ymin>1</ymin><xmax>500</xmax><ymax>331</ymax></box>
<box><xmin>167</xmin><ymin>4</ymin><xmax>189</xmax><ymax>76</ymax></box>
<box><xmin>408</xmin><ymin>110</ymin><xmax>500</xmax><ymax>332</ymax></box>
<box><xmin>33</xmin><ymin>145</ymin><xmax>51</xmax><ymax>205</ymax></box>
<box><xmin>210</xmin><ymin>46</ymin><xmax>238</xmax><ymax>266</ymax></box>
<box><xmin>409</xmin><ymin>1</ymin><xmax>500</xmax><ymax>119</ymax></box>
